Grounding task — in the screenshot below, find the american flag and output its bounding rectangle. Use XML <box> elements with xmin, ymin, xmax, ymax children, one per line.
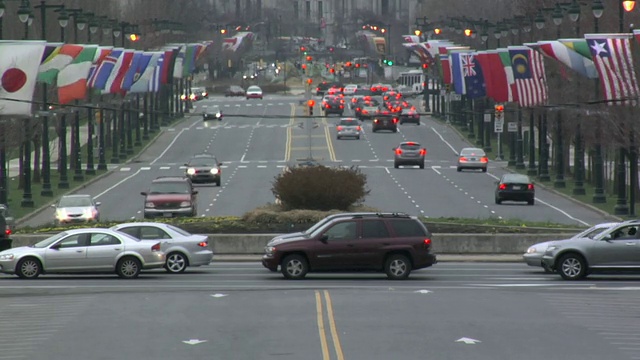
<box><xmin>508</xmin><ymin>46</ymin><xmax>548</xmax><ymax>107</ymax></box>
<box><xmin>586</xmin><ymin>34</ymin><xmax>639</xmax><ymax>106</ymax></box>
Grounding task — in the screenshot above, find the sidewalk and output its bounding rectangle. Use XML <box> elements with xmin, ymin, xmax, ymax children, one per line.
<box><xmin>7</xmin><ymin>127</ymin><xmax>90</xmax><ymax>178</ymax></box>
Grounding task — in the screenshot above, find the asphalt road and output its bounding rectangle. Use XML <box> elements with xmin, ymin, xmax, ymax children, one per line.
<box><xmin>21</xmin><ymin>93</ymin><xmax>613</xmax><ymax>228</ymax></box>
<box><xmin>2</xmin><ymin>262</ymin><xmax>640</xmax><ymax>360</ymax></box>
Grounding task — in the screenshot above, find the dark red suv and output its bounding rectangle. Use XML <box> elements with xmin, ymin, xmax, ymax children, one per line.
<box><xmin>141</xmin><ymin>176</ymin><xmax>198</xmax><ymax>218</ymax></box>
<box><xmin>262</xmin><ymin>213</ymin><xmax>436</xmax><ymax>280</ymax></box>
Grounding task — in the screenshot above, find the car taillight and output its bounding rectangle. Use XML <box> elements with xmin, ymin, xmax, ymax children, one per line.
<box><xmin>5</xmin><ymin>227</ymin><xmax>11</xmax><ymax>235</ymax></box>
<box><xmin>363</xmin><ymin>110</ymin><xmax>368</xmax><ymax>114</ymax></box>
<box><xmin>326</xmin><ymin>104</ymin><xmax>331</xmax><ymax>108</ymax></box>
<box><xmin>151</xmin><ymin>243</ymin><xmax>161</xmax><ymax>251</ymax></box>
<box><xmin>499</xmin><ymin>183</ymin><xmax>507</xmax><ymax>190</ymax></box>
<box><xmin>395</xmin><ymin>149</ymin><xmax>403</xmax><ymax>155</ymax></box>
<box><xmin>480</xmin><ymin>157</ymin><xmax>488</xmax><ymax>163</ymax></box>
<box><xmin>340</xmin><ymin>105</ymin><xmax>344</xmax><ymax>109</ymax></box>
<box><xmin>419</xmin><ymin>149</ymin><xmax>426</xmax><ymax>155</ymax></box>
<box><xmin>356</xmin><ymin>126</ymin><xmax>361</xmax><ymax>131</ymax></box>
<box><xmin>424</xmin><ymin>238</ymin><xmax>432</xmax><ymax>248</ymax></box>
<box><xmin>459</xmin><ymin>157</ymin><xmax>468</xmax><ymax>162</ymax></box>
<box><xmin>356</xmin><ymin>107</ymin><xmax>361</xmax><ymax>111</ymax></box>
<box><xmin>528</xmin><ymin>184</ymin><xmax>535</xmax><ymax>190</ymax></box>
<box><xmin>198</xmin><ymin>241</ymin><xmax>209</xmax><ymax>247</ymax></box>
<box><xmin>374</xmin><ymin>119</ymin><xmax>379</xmax><ymax>123</ymax></box>
<box><xmin>393</xmin><ymin>118</ymin><xmax>398</xmax><ymax>123</ymax></box>
<box><xmin>337</xmin><ymin>126</ymin><xmax>343</xmax><ymax>131</ymax></box>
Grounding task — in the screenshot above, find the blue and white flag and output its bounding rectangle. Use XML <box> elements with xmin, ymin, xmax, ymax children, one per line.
<box><xmin>130</xmin><ymin>52</ymin><xmax>161</xmax><ymax>93</ymax></box>
<box><xmin>451</xmin><ymin>51</ymin><xmax>486</xmax><ymax>99</ymax></box>
<box><xmin>148</xmin><ymin>53</ymin><xmax>164</xmax><ymax>93</ymax></box>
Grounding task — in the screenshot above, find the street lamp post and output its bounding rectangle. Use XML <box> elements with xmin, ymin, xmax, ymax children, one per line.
<box><xmin>592</xmin><ymin>0</ymin><xmax>606</xmax><ymax>203</ymax></box>
<box><xmin>18</xmin><ymin>1</ymin><xmax>34</xmax><ymax>207</ymax></box>
<box><xmin>553</xmin><ymin>3</ymin><xmax>566</xmax><ymax>189</ymax></box>
<box><xmin>533</xmin><ymin>10</ymin><xmax>551</xmax><ymax>182</ymax></box>
<box><xmin>568</xmin><ymin>0</ymin><xmax>586</xmax><ymax>196</ymax></box>
<box><xmin>70</xmin><ymin>10</ymin><xmax>85</xmax><ymax>182</ymax></box>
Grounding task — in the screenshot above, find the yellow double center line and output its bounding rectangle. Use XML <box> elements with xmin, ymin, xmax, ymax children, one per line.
<box><xmin>315</xmin><ymin>290</ymin><xmax>344</xmax><ymax>360</ymax></box>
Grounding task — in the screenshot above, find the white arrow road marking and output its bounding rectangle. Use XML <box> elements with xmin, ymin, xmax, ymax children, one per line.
<box><xmin>182</xmin><ymin>339</ymin><xmax>207</xmax><ymax>345</ymax></box>
<box><xmin>414</xmin><ymin>290</ymin><xmax>432</xmax><ymax>294</ymax></box>
<box><xmin>211</xmin><ymin>293</ymin><xmax>228</xmax><ymax>298</ymax></box>
<box><xmin>456</xmin><ymin>337</ymin><xmax>481</xmax><ymax>345</ymax></box>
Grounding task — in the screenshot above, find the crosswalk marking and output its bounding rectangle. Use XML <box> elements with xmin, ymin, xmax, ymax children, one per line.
<box><xmin>120</xmin><ymin>167</ymin><xmax>130</xmax><ymax>171</ymax></box>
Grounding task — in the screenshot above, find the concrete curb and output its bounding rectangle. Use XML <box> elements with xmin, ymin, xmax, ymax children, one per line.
<box><xmin>431</xmin><ymin>115</ymin><xmax>622</xmax><ymax>222</ymax></box>
<box><xmin>15</xmin><ymin>116</ymin><xmax>182</xmax><ymax>227</ymax></box>
<box><xmin>212</xmin><ymin>254</ymin><xmax>523</xmax><ymax>263</ymax></box>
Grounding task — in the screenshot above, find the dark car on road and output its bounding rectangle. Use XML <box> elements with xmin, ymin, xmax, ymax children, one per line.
<box><xmin>399</xmin><ymin>108</ymin><xmax>420</xmax><ymax>125</ymax></box>
<box><xmin>372</xmin><ymin>114</ymin><xmax>399</xmax><ymax>133</ymax></box>
<box><xmin>225</xmin><ymin>85</ymin><xmax>245</xmax><ymax>97</ymax></box>
<box><xmin>495</xmin><ymin>174</ymin><xmax>535</xmax><ymax>205</ymax></box>
<box><xmin>202</xmin><ymin>105</ymin><xmax>223</xmax><ymax>121</ymax></box>
<box><xmin>316</xmin><ymin>81</ymin><xmax>343</xmax><ymax>96</ymax></box>
<box><xmin>262</xmin><ymin>213</ymin><xmax>436</xmax><ymax>280</ymax></box>
<box><xmin>393</xmin><ymin>141</ymin><xmax>426</xmax><ymax>169</ymax></box>
<box><xmin>184</xmin><ymin>154</ymin><xmax>222</xmax><ymax>186</ymax></box>
<box><xmin>322</xmin><ymin>96</ymin><xmax>345</xmax><ymax>116</ymax></box>
<box><xmin>141</xmin><ymin>177</ymin><xmax>198</xmax><ymax>218</ymax></box>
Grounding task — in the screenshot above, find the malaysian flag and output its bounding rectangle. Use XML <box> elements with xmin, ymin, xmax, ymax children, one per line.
<box><xmin>586</xmin><ymin>33</ymin><xmax>639</xmax><ymax>106</ymax></box>
<box><xmin>508</xmin><ymin>46</ymin><xmax>548</xmax><ymax>107</ymax></box>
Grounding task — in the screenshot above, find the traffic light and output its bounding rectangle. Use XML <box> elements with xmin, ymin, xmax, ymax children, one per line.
<box><xmin>422</xmin><ymin>63</ymin><xmax>429</xmax><ymax>69</ymax></box>
<box><xmin>307</xmin><ymin>99</ymin><xmax>315</xmax><ymax>116</ymax></box>
<box><xmin>306</xmin><ymin>55</ymin><xmax>313</xmax><ymax>62</ymax></box>
<box><xmin>129</xmin><ymin>34</ymin><xmax>140</xmax><ymax>42</ymax></box>
<box><xmin>301</xmin><ymin>63</ymin><xmax>307</xmax><ymax>70</ymax></box>
<box><xmin>329</xmin><ymin>68</ymin><xmax>335</xmax><ymax>74</ymax></box>
<box><xmin>306</xmin><ymin>78</ymin><xmax>313</xmax><ymax>85</ymax></box>
<box><xmin>495</xmin><ymin>104</ymin><xmax>504</xmax><ymax>119</ymax></box>
<box><xmin>383</xmin><ymin>59</ymin><xmax>393</xmax><ymax>66</ymax></box>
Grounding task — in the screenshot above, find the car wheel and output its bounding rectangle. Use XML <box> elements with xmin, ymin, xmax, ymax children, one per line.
<box><xmin>557</xmin><ymin>253</ymin><xmax>587</xmax><ymax>280</ymax></box>
<box><xmin>16</xmin><ymin>257</ymin><xmax>42</xmax><ymax>279</ymax></box>
<box><xmin>216</xmin><ymin>180</ymin><xmax>221</xmax><ymax>186</ymax></box>
<box><xmin>384</xmin><ymin>254</ymin><xmax>412</xmax><ymax>280</ymax></box>
<box><xmin>394</xmin><ymin>163</ymin><xmax>399</xmax><ymax>169</ymax></box>
<box><xmin>393</xmin><ymin>128</ymin><xmax>398</xmax><ymax>133</ymax></box>
<box><xmin>116</xmin><ymin>257</ymin><xmax>141</xmax><ymax>279</ymax></box>
<box><xmin>417</xmin><ymin>121</ymin><xmax>421</xmax><ymax>125</ymax></box>
<box><xmin>482</xmin><ymin>168</ymin><xmax>487</xmax><ymax>173</ymax></box>
<box><xmin>165</xmin><ymin>252</ymin><xmax>188</xmax><ymax>273</ymax></box>
<box><xmin>495</xmin><ymin>196</ymin><xmax>502</xmax><ymax>204</ymax></box>
<box><xmin>419</xmin><ymin>162</ymin><xmax>425</xmax><ymax>169</ymax></box>
<box><xmin>527</xmin><ymin>199</ymin><xmax>535</xmax><ymax>206</ymax></box>
<box><xmin>281</xmin><ymin>254</ymin><xmax>308</xmax><ymax>280</ymax></box>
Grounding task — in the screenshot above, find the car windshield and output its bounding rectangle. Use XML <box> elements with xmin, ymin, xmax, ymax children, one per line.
<box><xmin>461</xmin><ymin>149</ymin><xmax>486</xmax><ymax>156</ymax></box>
<box><xmin>248</xmin><ymin>86</ymin><xmax>261</xmax><ymax>91</ymax></box>
<box><xmin>339</xmin><ymin>120</ymin><xmax>358</xmax><ymax>126</ymax></box>
<box><xmin>574</xmin><ymin>224</ymin><xmax>618</xmax><ymax>239</ymax></box>
<box><xmin>58</xmin><ymin>197</ymin><xmax>92</xmax><ymax>207</ymax></box>
<box><xmin>366</xmin><ymin>99</ymin><xmax>380</xmax><ymax>106</ymax></box>
<box><xmin>400</xmin><ymin>143</ymin><xmax>421</xmax><ymax>150</ymax></box>
<box><xmin>189</xmin><ymin>160</ymin><xmax>216</xmax><ymax>166</ymax></box>
<box><xmin>32</xmin><ymin>232</ymin><xmax>67</xmax><ymax>248</ymax></box>
<box><xmin>149</xmin><ymin>183</ymin><xmax>191</xmax><ymax>194</ymax></box>
<box><xmin>192</xmin><ymin>88</ymin><xmax>204</xmax><ymax>93</ymax></box>
<box><xmin>502</xmin><ymin>174</ymin><xmax>530</xmax><ymax>183</ymax></box>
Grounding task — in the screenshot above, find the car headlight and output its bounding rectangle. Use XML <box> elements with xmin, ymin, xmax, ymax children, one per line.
<box><xmin>82</xmin><ymin>208</ymin><xmax>96</xmax><ymax>219</ymax></box>
<box><xmin>145</xmin><ymin>202</ymin><xmax>155</xmax><ymax>208</ymax></box>
<box><xmin>55</xmin><ymin>209</ymin><xmax>68</xmax><ymax>220</ymax></box>
<box><xmin>180</xmin><ymin>94</ymin><xmax>186</xmax><ymax>100</ymax></box>
<box><xmin>215</xmin><ymin>112</ymin><xmax>221</xmax><ymax>118</ymax></box>
<box><xmin>179</xmin><ymin>201</ymin><xmax>191</xmax><ymax>207</ymax></box>
<box><xmin>187</xmin><ymin>168</ymin><xmax>196</xmax><ymax>175</ymax></box>
<box><xmin>0</xmin><ymin>253</ymin><xmax>14</xmax><ymax>260</ymax></box>
<box><xmin>265</xmin><ymin>246</ymin><xmax>276</xmax><ymax>256</ymax></box>
<box><xmin>526</xmin><ymin>247</ymin><xmax>537</xmax><ymax>254</ymax></box>
<box><xmin>210</xmin><ymin>168</ymin><xmax>219</xmax><ymax>174</ymax></box>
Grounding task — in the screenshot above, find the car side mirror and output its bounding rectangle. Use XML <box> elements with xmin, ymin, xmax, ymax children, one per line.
<box><xmin>192</xmin><ymin>191</ymin><xmax>199</xmax><ymax>195</ymax></box>
<box><xmin>320</xmin><ymin>234</ymin><xmax>329</xmax><ymax>243</ymax></box>
<box><xmin>50</xmin><ymin>243</ymin><xmax>61</xmax><ymax>250</ymax></box>
<box><xmin>140</xmin><ymin>192</ymin><xmax>147</xmax><ymax>196</ymax></box>
<box><xmin>95</xmin><ymin>202</ymin><xmax>101</xmax><ymax>207</ymax></box>
<box><xmin>602</xmin><ymin>234</ymin><xmax>612</xmax><ymax>241</ymax></box>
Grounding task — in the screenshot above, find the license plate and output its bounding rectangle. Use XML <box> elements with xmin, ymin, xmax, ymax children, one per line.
<box><xmin>512</xmin><ymin>186</ymin><xmax>521</xmax><ymax>190</ymax></box>
<box><xmin>470</xmin><ymin>158</ymin><xmax>477</xmax><ymax>161</ymax></box>
<box><xmin>163</xmin><ymin>212</ymin><xmax>173</xmax><ymax>218</ymax></box>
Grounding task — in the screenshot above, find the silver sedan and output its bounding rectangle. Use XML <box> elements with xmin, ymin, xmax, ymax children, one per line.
<box><xmin>523</xmin><ymin>222</ymin><xmax>619</xmax><ymax>272</ymax></box>
<box><xmin>111</xmin><ymin>222</ymin><xmax>213</xmax><ymax>273</ymax></box>
<box><xmin>456</xmin><ymin>148</ymin><xmax>488</xmax><ymax>172</ymax></box>
<box><xmin>0</xmin><ymin>229</ymin><xmax>165</xmax><ymax>279</ymax></box>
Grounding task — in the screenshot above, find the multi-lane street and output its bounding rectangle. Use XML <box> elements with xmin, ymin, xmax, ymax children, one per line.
<box><xmin>1</xmin><ymin>262</ymin><xmax>640</xmax><ymax>360</ymax></box>
<box><xmin>22</xmin><ymin>93</ymin><xmax>613</xmax><ymax>227</ymax></box>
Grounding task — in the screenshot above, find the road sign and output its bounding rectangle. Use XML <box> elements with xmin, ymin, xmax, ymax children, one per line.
<box><xmin>450</xmin><ymin>93</ymin><xmax>462</xmax><ymax>101</ymax></box>
<box><xmin>507</xmin><ymin>122</ymin><xmax>518</xmax><ymax>132</ymax></box>
<box><xmin>484</xmin><ymin>113</ymin><xmax>491</xmax><ymax>123</ymax></box>
<box><xmin>440</xmin><ymin>89</ymin><xmax>446</xmax><ymax>96</ymax></box>
<box><xmin>494</xmin><ymin>118</ymin><xmax>504</xmax><ymax>133</ymax></box>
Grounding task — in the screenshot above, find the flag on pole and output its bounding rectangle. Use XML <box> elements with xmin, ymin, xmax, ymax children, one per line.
<box><xmin>531</xmin><ymin>40</ymin><xmax>597</xmax><ymax>79</ymax></box>
<box><xmin>57</xmin><ymin>45</ymin><xmax>98</xmax><ymax>104</ymax></box>
<box><xmin>90</xmin><ymin>48</ymin><xmax>123</xmax><ymax>89</ymax></box>
<box><xmin>129</xmin><ymin>52</ymin><xmax>161</xmax><ymax>93</ymax></box>
<box><xmin>586</xmin><ymin>33</ymin><xmax>639</xmax><ymax>105</ymax></box>
<box><xmin>103</xmin><ymin>49</ymin><xmax>134</xmax><ymax>94</ymax></box>
<box><xmin>508</xmin><ymin>46</ymin><xmax>547</xmax><ymax>107</ymax></box>
<box><xmin>148</xmin><ymin>53</ymin><xmax>164</xmax><ymax>93</ymax></box>
<box><xmin>0</xmin><ymin>41</ymin><xmax>46</xmax><ymax>116</ymax></box>
<box><xmin>37</xmin><ymin>42</ymin><xmax>65</xmax><ymax>84</ymax></box>
<box><xmin>120</xmin><ymin>51</ymin><xmax>144</xmax><ymax>93</ymax></box>
<box><xmin>86</xmin><ymin>46</ymin><xmax>113</xmax><ymax>86</ymax></box>
<box><xmin>451</xmin><ymin>51</ymin><xmax>486</xmax><ymax>98</ymax></box>
<box><xmin>172</xmin><ymin>45</ymin><xmax>185</xmax><ymax>79</ymax></box>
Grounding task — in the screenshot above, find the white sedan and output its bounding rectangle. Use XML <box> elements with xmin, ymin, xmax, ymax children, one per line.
<box><xmin>0</xmin><ymin>229</ymin><xmax>165</xmax><ymax>279</ymax></box>
<box><xmin>111</xmin><ymin>222</ymin><xmax>213</xmax><ymax>273</ymax></box>
<box><xmin>246</xmin><ymin>85</ymin><xmax>263</xmax><ymax>99</ymax></box>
